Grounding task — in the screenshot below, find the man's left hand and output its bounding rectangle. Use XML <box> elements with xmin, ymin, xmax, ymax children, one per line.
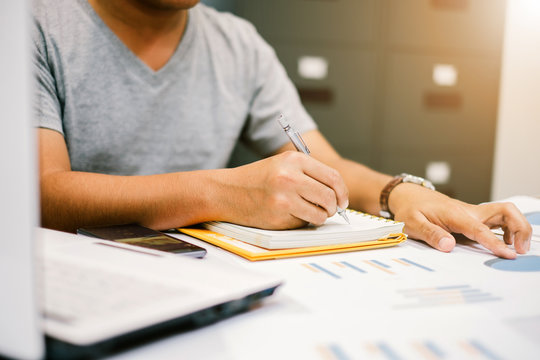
<box><xmin>388</xmin><ymin>183</ymin><xmax>532</xmax><ymax>259</ymax></box>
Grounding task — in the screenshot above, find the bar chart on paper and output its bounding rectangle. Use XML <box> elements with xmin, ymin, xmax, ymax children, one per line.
<box><xmin>300</xmin><ymin>256</ymin><xmax>435</xmax><ymax>280</ymax></box>
<box><xmin>393</xmin><ymin>284</ymin><xmax>502</xmax><ymax>309</ymax></box>
<box><xmin>316</xmin><ymin>338</ymin><xmax>506</xmax><ymax>360</ymax></box>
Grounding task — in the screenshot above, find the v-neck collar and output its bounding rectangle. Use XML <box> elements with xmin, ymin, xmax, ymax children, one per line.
<box><xmin>78</xmin><ymin>0</ymin><xmax>197</xmax><ymax>85</ymax></box>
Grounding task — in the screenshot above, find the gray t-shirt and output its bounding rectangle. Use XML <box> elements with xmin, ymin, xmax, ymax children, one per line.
<box><xmin>33</xmin><ymin>0</ymin><xmax>316</xmax><ymax>175</ymax></box>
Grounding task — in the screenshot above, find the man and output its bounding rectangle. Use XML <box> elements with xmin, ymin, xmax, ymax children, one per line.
<box><xmin>34</xmin><ymin>0</ymin><xmax>531</xmax><ymax>259</ymax></box>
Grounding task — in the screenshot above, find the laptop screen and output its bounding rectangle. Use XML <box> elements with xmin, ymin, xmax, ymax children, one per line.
<box><xmin>0</xmin><ymin>1</ymin><xmax>44</xmax><ymax>359</ymax></box>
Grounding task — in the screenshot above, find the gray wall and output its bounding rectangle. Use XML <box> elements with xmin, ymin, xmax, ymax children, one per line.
<box><xmin>492</xmin><ymin>0</ymin><xmax>540</xmax><ymax>200</ymax></box>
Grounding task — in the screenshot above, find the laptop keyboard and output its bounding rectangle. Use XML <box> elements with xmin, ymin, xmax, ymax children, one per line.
<box><xmin>40</xmin><ymin>259</ymin><xmax>189</xmax><ymax>324</ymax></box>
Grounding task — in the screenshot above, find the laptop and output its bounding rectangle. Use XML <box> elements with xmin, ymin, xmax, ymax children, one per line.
<box><xmin>38</xmin><ymin>229</ymin><xmax>281</xmax><ymax>358</ymax></box>
<box><xmin>0</xmin><ymin>2</ymin><xmax>281</xmax><ymax>359</ymax></box>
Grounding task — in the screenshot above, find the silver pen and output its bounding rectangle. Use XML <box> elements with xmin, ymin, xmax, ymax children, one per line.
<box><xmin>277</xmin><ymin>114</ymin><xmax>351</xmax><ymax>224</ymax></box>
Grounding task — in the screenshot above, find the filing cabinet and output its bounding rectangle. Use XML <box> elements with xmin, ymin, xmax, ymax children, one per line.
<box><xmin>229</xmin><ymin>0</ymin><xmax>506</xmax><ymax>203</ymax></box>
<box><xmin>380</xmin><ymin>53</ymin><xmax>500</xmax><ymax>149</ymax></box>
<box><xmin>236</xmin><ymin>0</ymin><xmax>379</xmax><ymax>45</ymax></box>
<box><xmin>386</xmin><ymin>0</ymin><xmax>506</xmax><ymax>53</ymax></box>
<box><xmin>274</xmin><ymin>44</ymin><xmax>377</xmax><ymax>165</ymax></box>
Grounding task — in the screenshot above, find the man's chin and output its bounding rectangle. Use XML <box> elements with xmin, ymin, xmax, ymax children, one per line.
<box><xmin>135</xmin><ymin>0</ymin><xmax>200</xmax><ymax>11</ymax></box>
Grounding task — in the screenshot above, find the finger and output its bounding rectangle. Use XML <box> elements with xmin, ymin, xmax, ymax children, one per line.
<box><xmin>269</xmin><ymin>214</ymin><xmax>306</xmax><ymax>230</ymax></box>
<box><xmin>299</xmin><ymin>156</ymin><xmax>349</xmax><ymax>210</ymax></box>
<box><xmin>289</xmin><ymin>195</ymin><xmax>329</xmax><ymax>226</ymax></box>
<box><xmin>266</xmin><ymin>191</ymin><xmax>317</xmax><ymax>229</ymax></box>
<box><xmin>405</xmin><ymin>214</ymin><xmax>456</xmax><ymax>252</ymax></box>
<box><xmin>446</xmin><ymin>210</ymin><xmax>516</xmax><ymax>259</ymax></box>
<box><xmin>502</xmin><ymin>225</ymin><xmax>514</xmax><ymax>246</ymax></box>
<box><xmin>477</xmin><ymin>202</ymin><xmax>532</xmax><ymax>254</ymax></box>
<box><xmin>296</xmin><ymin>176</ymin><xmax>337</xmax><ymax>217</ymax></box>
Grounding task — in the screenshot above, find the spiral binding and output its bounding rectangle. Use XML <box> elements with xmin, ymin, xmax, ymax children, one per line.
<box><xmin>345</xmin><ymin>209</ymin><xmax>400</xmax><ymax>224</ymax></box>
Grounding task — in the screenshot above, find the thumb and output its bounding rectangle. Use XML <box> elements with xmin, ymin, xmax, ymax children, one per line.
<box><xmin>406</xmin><ymin>216</ymin><xmax>455</xmax><ymax>252</ymax></box>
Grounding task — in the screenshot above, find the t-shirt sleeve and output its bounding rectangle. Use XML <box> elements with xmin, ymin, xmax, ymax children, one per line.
<box><xmin>240</xmin><ymin>23</ymin><xmax>317</xmax><ymax>156</ymax></box>
<box><xmin>32</xmin><ymin>18</ymin><xmax>64</xmax><ymax>135</ymax></box>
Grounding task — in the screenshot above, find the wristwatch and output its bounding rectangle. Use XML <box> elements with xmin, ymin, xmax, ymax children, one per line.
<box><xmin>379</xmin><ymin>173</ymin><xmax>435</xmax><ymax>219</ymax></box>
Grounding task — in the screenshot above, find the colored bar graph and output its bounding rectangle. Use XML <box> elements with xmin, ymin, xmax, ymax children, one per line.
<box><xmin>436</xmin><ymin>285</ymin><xmax>469</xmax><ymax>290</ymax></box>
<box><xmin>371</xmin><ymin>259</ymin><xmax>391</xmax><ymax>268</ymax></box>
<box><xmin>316</xmin><ymin>337</ymin><xmax>502</xmax><ymax>360</ymax></box>
<box><xmin>376</xmin><ymin>342</ymin><xmax>402</xmax><ymax>360</ymax></box>
<box><xmin>327</xmin><ymin>343</ymin><xmax>351</xmax><ymax>360</ymax></box>
<box><xmin>392</xmin><ymin>258</ymin><xmax>411</xmax><ymax>266</ymax></box>
<box><xmin>423</xmin><ymin>340</ymin><xmax>445</xmax><ymax>359</ymax></box>
<box><xmin>302</xmin><ymin>257</ymin><xmax>435</xmax><ymax>278</ymax></box>
<box><xmin>462</xmin><ymin>297</ymin><xmax>502</xmax><ymax>304</ymax></box>
<box><xmin>395</xmin><ymin>285</ymin><xmax>501</xmax><ymax>309</ymax></box>
<box><xmin>364</xmin><ymin>260</ymin><xmax>395</xmax><ymax>274</ymax></box>
<box><xmin>413</xmin><ymin>342</ymin><xmax>440</xmax><ymax>360</ymax></box>
<box><xmin>468</xmin><ymin>340</ymin><xmax>502</xmax><ymax>360</ymax></box>
<box><xmin>309</xmin><ymin>263</ymin><xmax>341</xmax><ymax>279</ymax></box>
<box><xmin>341</xmin><ymin>261</ymin><xmax>366</xmax><ymax>273</ymax></box>
<box><xmin>399</xmin><ymin>258</ymin><xmax>434</xmax><ymax>272</ymax></box>
<box><xmin>318</xmin><ymin>339</ymin><xmax>502</xmax><ymax>360</ymax></box>
<box><xmin>302</xmin><ymin>263</ymin><xmax>320</xmax><ymax>273</ymax></box>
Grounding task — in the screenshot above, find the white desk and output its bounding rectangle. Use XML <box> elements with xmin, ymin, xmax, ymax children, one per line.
<box><xmin>106</xmin><ymin>231</ymin><xmax>540</xmax><ymax>360</ymax></box>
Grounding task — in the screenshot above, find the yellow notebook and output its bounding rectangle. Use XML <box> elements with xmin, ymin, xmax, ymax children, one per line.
<box><xmin>179</xmin><ymin>228</ymin><xmax>405</xmax><ymax>261</ymax></box>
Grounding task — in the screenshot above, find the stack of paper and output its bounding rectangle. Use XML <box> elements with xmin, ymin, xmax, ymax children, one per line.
<box><xmin>179</xmin><ymin>211</ymin><xmax>406</xmax><ymax>261</ymax></box>
<box><xmin>204</xmin><ymin>211</ymin><xmax>404</xmax><ymax>249</ymax></box>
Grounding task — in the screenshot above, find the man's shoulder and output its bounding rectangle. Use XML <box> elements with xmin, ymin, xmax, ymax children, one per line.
<box><xmin>33</xmin><ymin>0</ymin><xmax>82</xmax><ymax>26</ymax></box>
<box><xmin>195</xmin><ymin>4</ymin><xmax>256</xmax><ymax>32</ymax></box>
<box><xmin>32</xmin><ymin>0</ymin><xmax>94</xmax><ymax>50</ymax></box>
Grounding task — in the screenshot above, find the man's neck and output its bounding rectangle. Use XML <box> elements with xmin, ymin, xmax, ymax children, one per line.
<box><xmin>88</xmin><ymin>0</ymin><xmax>190</xmax><ymax>71</ymax></box>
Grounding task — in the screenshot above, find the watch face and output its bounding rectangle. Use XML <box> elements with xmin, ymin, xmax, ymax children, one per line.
<box><xmin>401</xmin><ymin>173</ymin><xmax>435</xmax><ymax>190</ymax></box>
<box><xmin>402</xmin><ymin>174</ymin><xmax>421</xmax><ymax>184</ymax></box>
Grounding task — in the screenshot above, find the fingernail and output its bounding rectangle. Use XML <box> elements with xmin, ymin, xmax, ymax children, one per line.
<box><xmin>438</xmin><ymin>237</ymin><xmax>454</xmax><ymax>252</ymax></box>
<box><xmin>343</xmin><ymin>199</ymin><xmax>349</xmax><ymax>210</ymax></box>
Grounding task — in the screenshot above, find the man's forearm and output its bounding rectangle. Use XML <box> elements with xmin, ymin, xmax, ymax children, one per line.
<box><xmin>40</xmin><ymin>169</ymin><xmax>225</xmax><ymax>232</ymax></box>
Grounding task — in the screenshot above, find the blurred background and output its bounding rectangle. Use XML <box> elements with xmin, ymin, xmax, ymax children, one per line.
<box><xmin>203</xmin><ymin>0</ymin><xmax>538</xmax><ymax>205</ymax></box>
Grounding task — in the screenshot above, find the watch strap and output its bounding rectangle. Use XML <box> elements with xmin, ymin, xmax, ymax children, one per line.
<box><xmin>379</xmin><ymin>173</ymin><xmax>435</xmax><ymax>219</ymax></box>
<box><xmin>379</xmin><ymin>175</ymin><xmax>405</xmax><ymax>219</ymax></box>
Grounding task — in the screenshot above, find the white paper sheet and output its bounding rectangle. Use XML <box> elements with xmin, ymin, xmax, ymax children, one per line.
<box><xmin>161</xmin><ymin>231</ymin><xmax>540</xmax><ymax>359</ymax></box>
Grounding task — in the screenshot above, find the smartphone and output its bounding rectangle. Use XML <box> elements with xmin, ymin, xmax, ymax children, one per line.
<box><xmin>77</xmin><ymin>224</ymin><xmax>207</xmax><ymax>258</ymax></box>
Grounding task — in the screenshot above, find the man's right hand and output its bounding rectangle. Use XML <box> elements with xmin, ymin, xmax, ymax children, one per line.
<box><xmin>218</xmin><ymin>151</ymin><xmax>349</xmax><ymax>229</ymax></box>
